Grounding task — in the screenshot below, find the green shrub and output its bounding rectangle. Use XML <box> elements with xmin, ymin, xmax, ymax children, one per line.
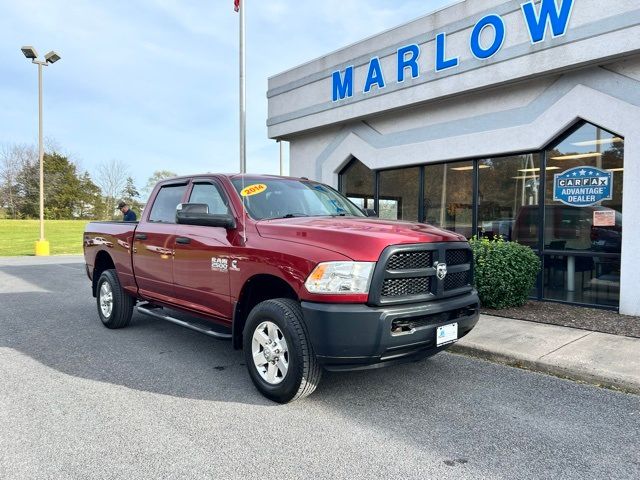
<box><xmin>469</xmin><ymin>236</ymin><xmax>541</xmax><ymax>309</ymax></box>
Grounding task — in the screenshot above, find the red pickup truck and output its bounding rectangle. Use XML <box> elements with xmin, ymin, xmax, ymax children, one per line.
<box><xmin>84</xmin><ymin>174</ymin><xmax>479</xmax><ymax>402</ymax></box>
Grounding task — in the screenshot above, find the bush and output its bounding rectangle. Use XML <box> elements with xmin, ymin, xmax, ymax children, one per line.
<box><xmin>469</xmin><ymin>236</ymin><xmax>541</xmax><ymax>309</ymax></box>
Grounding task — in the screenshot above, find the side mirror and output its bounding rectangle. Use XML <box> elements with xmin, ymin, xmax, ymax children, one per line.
<box><xmin>364</xmin><ymin>208</ymin><xmax>378</xmax><ymax>218</ymax></box>
<box><xmin>176</xmin><ymin>203</ymin><xmax>236</xmax><ymax>229</ymax></box>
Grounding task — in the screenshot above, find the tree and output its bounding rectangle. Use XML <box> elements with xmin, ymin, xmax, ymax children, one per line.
<box><xmin>0</xmin><ymin>143</ymin><xmax>37</xmax><ymax>218</ymax></box>
<box><xmin>77</xmin><ymin>171</ymin><xmax>104</xmax><ymax>219</ymax></box>
<box><xmin>1</xmin><ymin>141</ymin><xmax>104</xmax><ymax>220</ymax></box>
<box><xmin>95</xmin><ymin>159</ymin><xmax>129</xmax><ymax>218</ymax></box>
<box><xmin>122</xmin><ymin>176</ymin><xmax>140</xmax><ymax>201</ymax></box>
<box><xmin>13</xmin><ymin>150</ymin><xmax>102</xmax><ymax>219</ymax></box>
<box><xmin>121</xmin><ymin>176</ymin><xmax>143</xmax><ymax>214</ymax></box>
<box><xmin>144</xmin><ymin>170</ymin><xmax>177</xmax><ymax>199</ymax></box>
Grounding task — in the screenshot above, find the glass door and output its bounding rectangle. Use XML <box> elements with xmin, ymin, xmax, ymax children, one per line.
<box><xmin>542</xmin><ymin>122</ymin><xmax>623</xmax><ymax>307</ymax></box>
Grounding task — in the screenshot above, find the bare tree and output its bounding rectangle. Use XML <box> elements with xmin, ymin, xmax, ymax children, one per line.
<box><xmin>0</xmin><ymin>143</ymin><xmax>37</xmax><ymax>218</ymax></box>
<box><xmin>95</xmin><ymin>159</ymin><xmax>130</xmax><ymax>218</ymax></box>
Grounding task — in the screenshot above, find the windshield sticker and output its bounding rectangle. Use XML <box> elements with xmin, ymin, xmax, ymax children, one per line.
<box><xmin>241</xmin><ymin>183</ymin><xmax>267</xmax><ymax>197</ymax></box>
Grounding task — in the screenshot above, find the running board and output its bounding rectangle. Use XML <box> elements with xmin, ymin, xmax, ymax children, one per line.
<box><xmin>137</xmin><ymin>303</ymin><xmax>232</xmax><ymax>340</ymax></box>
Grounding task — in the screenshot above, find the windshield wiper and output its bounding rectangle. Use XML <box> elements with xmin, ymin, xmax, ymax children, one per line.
<box><xmin>269</xmin><ymin>213</ymin><xmax>310</xmax><ymax>219</ymax></box>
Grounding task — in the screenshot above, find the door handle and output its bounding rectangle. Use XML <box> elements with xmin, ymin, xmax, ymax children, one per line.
<box><xmin>176</xmin><ymin>237</ymin><xmax>191</xmax><ymax>245</ymax></box>
<box><xmin>135</xmin><ymin>233</ymin><xmax>147</xmax><ymax>240</ymax></box>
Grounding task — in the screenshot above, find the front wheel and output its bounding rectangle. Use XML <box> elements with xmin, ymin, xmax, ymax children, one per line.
<box><xmin>243</xmin><ymin>299</ymin><xmax>322</xmax><ymax>403</ymax></box>
<box><xmin>96</xmin><ymin>269</ymin><xmax>134</xmax><ymax>329</ymax></box>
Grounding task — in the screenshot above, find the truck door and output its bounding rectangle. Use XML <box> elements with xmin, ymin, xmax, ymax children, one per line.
<box><xmin>132</xmin><ymin>183</ymin><xmax>188</xmax><ymax>302</ymax></box>
<box><xmin>172</xmin><ymin>180</ymin><xmax>233</xmax><ymax>321</ymax></box>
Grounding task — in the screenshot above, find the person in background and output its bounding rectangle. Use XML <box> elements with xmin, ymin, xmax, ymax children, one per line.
<box><xmin>118</xmin><ymin>201</ymin><xmax>137</xmax><ymax>222</ymax></box>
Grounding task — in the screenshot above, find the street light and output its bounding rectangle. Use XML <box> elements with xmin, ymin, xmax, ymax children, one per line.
<box><xmin>21</xmin><ymin>45</ymin><xmax>61</xmax><ymax>256</ymax></box>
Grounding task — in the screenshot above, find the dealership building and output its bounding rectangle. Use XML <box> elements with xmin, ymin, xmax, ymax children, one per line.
<box><xmin>267</xmin><ymin>0</ymin><xmax>640</xmax><ymax>315</ymax></box>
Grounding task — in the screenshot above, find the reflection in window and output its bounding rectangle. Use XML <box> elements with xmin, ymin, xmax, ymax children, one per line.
<box><xmin>424</xmin><ymin>162</ymin><xmax>473</xmax><ymax>238</ymax></box>
<box><xmin>340</xmin><ymin>158</ymin><xmax>375</xmax><ymax>210</ymax></box>
<box><xmin>148</xmin><ymin>184</ymin><xmax>187</xmax><ymax>223</ymax></box>
<box><xmin>544</xmin><ymin>123</ymin><xmax>623</xmax><ymax>253</ymax></box>
<box><xmin>379</xmin><ymin>167</ymin><xmax>420</xmax><ymax>221</ymax></box>
<box><xmin>189</xmin><ymin>183</ymin><xmax>230</xmax><ymax>215</ymax></box>
<box><xmin>478</xmin><ymin>154</ymin><xmax>541</xmax><ymax>243</ymax></box>
<box><xmin>542</xmin><ymin>122</ymin><xmax>623</xmax><ymax>307</ymax></box>
<box><xmin>543</xmin><ymin>255</ymin><xmax>620</xmax><ymax>307</ymax></box>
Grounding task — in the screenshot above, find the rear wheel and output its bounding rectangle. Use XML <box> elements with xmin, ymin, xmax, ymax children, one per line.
<box><xmin>243</xmin><ymin>299</ymin><xmax>322</xmax><ymax>403</ymax></box>
<box><xmin>96</xmin><ymin>269</ymin><xmax>134</xmax><ymax>329</ymax></box>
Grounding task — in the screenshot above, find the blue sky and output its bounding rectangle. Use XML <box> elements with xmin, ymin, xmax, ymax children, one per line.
<box><xmin>0</xmin><ymin>0</ymin><xmax>455</xmax><ymax>190</ymax></box>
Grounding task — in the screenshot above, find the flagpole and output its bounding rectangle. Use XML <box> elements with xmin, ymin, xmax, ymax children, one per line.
<box><xmin>239</xmin><ymin>0</ymin><xmax>247</xmax><ymax>173</ymax></box>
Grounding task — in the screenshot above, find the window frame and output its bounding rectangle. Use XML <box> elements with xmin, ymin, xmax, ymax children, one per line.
<box><xmin>186</xmin><ymin>180</ymin><xmax>232</xmax><ymax>217</ymax></box>
<box><xmin>146</xmin><ymin>182</ymin><xmax>189</xmax><ymax>224</ymax></box>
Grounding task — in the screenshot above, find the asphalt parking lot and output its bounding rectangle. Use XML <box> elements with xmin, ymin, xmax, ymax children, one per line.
<box><xmin>1</xmin><ymin>256</ymin><xmax>639</xmax><ymax>479</ymax></box>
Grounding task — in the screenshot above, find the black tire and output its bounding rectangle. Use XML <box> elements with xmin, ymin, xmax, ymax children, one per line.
<box><xmin>243</xmin><ymin>298</ymin><xmax>322</xmax><ymax>403</ymax></box>
<box><xmin>96</xmin><ymin>269</ymin><xmax>135</xmax><ymax>329</ymax></box>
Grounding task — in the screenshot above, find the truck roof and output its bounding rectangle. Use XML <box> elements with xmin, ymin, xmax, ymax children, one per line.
<box><xmin>159</xmin><ymin>173</ymin><xmax>309</xmax><ymax>183</ymax></box>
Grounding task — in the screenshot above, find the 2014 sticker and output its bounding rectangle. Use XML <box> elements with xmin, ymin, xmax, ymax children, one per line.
<box><xmin>240</xmin><ymin>184</ymin><xmax>267</xmax><ymax>197</ymax></box>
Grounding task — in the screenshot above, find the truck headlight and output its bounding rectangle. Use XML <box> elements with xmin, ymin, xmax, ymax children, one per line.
<box><xmin>305</xmin><ymin>262</ymin><xmax>375</xmax><ymax>294</ymax></box>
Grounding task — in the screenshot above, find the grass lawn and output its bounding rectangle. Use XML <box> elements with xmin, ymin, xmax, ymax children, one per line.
<box><xmin>0</xmin><ymin>220</ymin><xmax>88</xmax><ymax>256</ymax></box>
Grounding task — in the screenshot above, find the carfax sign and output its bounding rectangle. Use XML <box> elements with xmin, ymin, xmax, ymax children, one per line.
<box><xmin>553</xmin><ymin>166</ymin><xmax>613</xmax><ymax>207</ymax></box>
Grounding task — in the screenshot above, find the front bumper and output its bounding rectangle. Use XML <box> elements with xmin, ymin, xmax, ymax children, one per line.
<box><xmin>301</xmin><ymin>292</ymin><xmax>479</xmax><ymax>371</ymax></box>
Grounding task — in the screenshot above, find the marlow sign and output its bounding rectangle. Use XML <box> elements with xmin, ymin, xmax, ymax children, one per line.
<box><xmin>553</xmin><ymin>166</ymin><xmax>613</xmax><ymax>207</ymax></box>
<box><xmin>332</xmin><ymin>0</ymin><xmax>574</xmax><ymax>101</ymax></box>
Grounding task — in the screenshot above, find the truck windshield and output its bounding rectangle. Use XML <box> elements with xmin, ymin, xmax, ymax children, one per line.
<box><xmin>231</xmin><ymin>178</ymin><xmax>365</xmax><ymax>220</ymax></box>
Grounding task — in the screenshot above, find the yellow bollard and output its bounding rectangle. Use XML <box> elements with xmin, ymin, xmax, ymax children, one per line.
<box><xmin>35</xmin><ymin>240</ymin><xmax>50</xmax><ymax>256</ymax></box>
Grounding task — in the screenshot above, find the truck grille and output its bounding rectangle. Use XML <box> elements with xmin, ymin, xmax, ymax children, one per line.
<box><xmin>446</xmin><ymin>249</ymin><xmax>471</xmax><ymax>266</ymax></box>
<box><xmin>369</xmin><ymin>242</ymin><xmax>473</xmax><ymax>306</ymax></box>
<box><xmin>387</xmin><ymin>251</ymin><xmax>433</xmax><ymax>270</ymax></box>
<box><xmin>382</xmin><ymin>277</ymin><xmax>432</xmax><ymax>297</ymax></box>
<box><xmin>444</xmin><ymin>271</ymin><xmax>471</xmax><ymax>290</ymax></box>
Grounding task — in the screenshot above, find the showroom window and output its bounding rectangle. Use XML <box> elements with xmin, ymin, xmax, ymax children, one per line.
<box><xmin>541</xmin><ymin>122</ymin><xmax>623</xmax><ymax>307</ymax></box>
<box><xmin>478</xmin><ymin>154</ymin><xmax>541</xmax><ymax>243</ymax></box>
<box><xmin>424</xmin><ymin>161</ymin><xmax>474</xmax><ymax>238</ymax></box>
<box><xmin>378</xmin><ymin>167</ymin><xmax>420</xmax><ymax>221</ymax></box>
<box><xmin>339</xmin><ymin>158</ymin><xmax>375</xmax><ymax>210</ymax></box>
<box><xmin>338</xmin><ymin>120</ymin><xmax>623</xmax><ymax>309</ymax></box>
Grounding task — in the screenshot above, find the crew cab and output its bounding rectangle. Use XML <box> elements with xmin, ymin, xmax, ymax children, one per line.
<box><xmin>84</xmin><ymin>174</ymin><xmax>479</xmax><ymax>402</ymax></box>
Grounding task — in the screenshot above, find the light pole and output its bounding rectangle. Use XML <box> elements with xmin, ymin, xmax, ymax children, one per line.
<box><xmin>238</xmin><ymin>0</ymin><xmax>246</xmax><ymax>173</ymax></box>
<box><xmin>21</xmin><ymin>46</ymin><xmax>61</xmax><ymax>256</ymax></box>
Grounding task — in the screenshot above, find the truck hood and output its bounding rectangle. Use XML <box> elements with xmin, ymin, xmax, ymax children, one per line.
<box><xmin>255</xmin><ymin>217</ymin><xmax>466</xmax><ymax>261</ymax></box>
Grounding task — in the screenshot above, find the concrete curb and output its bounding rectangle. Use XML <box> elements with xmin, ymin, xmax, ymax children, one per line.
<box><xmin>448</xmin><ymin>314</ymin><xmax>640</xmax><ymax>395</ymax></box>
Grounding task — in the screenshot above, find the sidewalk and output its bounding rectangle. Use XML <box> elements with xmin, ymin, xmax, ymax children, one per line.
<box><xmin>450</xmin><ymin>314</ymin><xmax>640</xmax><ymax>394</ymax></box>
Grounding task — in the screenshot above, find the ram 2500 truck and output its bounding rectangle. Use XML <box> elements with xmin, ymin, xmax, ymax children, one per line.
<box><xmin>84</xmin><ymin>174</ymin><xmax>479</xmax><ymax>402</ymax></box>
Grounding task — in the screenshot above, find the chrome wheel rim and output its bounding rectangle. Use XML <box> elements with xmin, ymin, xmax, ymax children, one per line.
<box><xmin>99</xmin><ymin>282</ymin><xmax>114</xmax><ymax>318</ymax></box>
<box><xmin>251</xmin><ymin>321</ymin><xmax>289</xmax><ymax>385</ymax></box>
